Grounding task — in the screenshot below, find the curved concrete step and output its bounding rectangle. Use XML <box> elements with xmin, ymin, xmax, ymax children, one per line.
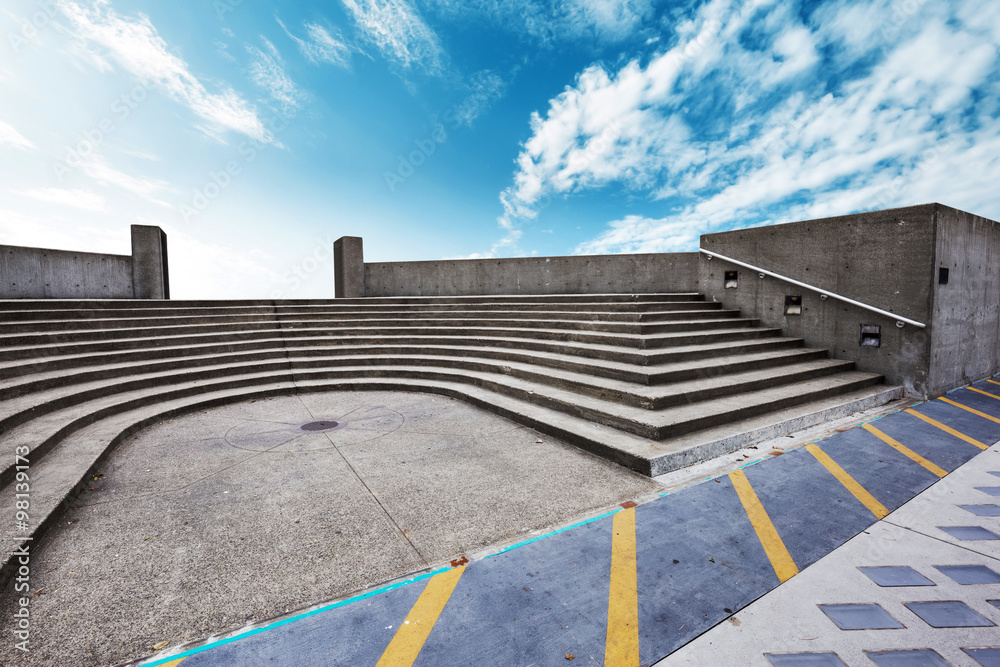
<box><xmin>0</xmin><ymin>293</ymin><xmax>704</xmax><ymax>312</ymax></box>
<box><xmin>0</xmin><ymin>353</ymin><xmax>851</xmax><ymax>434</ymax></box>
<box><xmin>0</xmin><ymin>376</ymin><xmax>902</xmax><ymax>588</ymax></box>
<box><xmin>0</xmin><ymin>316</ymin><xmax>763</xmax><ymax>347</ymax></box>
<box><xmin>0</xmin><ymin>335</ymin><xmax>810</xmax><ymax>380</ymax></box>
<box><xmin>0</xmin><ymin>360</ymin><xmax>882</xmax><ymax>491</ymax></box>
<box><xmin>0</xmin><ymin>344</ymin><xmax>830</xmax><ymax>402</ymax></box>
<box><xmin>0</xmin><ymin>324</ymin><xmax>783</xmax><ymax>360</ymax></box>
<box><xmin>0</xmin><ymin>307</ymin><xmax>740</xmax><ymax>333</ymax></box>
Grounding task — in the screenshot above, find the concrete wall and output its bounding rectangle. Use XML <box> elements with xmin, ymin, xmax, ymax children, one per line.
<box><xmin>699</xmin><ymin>204</ymin><xmax>938</xmax><ymax>397</ymax></box>
<box><xmin>130</xmin><ymin>225</ymin><xmax>170</xmax><ymax>299</ymax></box>
<box><xmin>0</xmin><ymin>246</ymin><xmax>134</xmax><ymax>299</ymax></box>
<box><xmin>362</xmin><ymin>252</ymin><xmax>700</xmax><ymax>297</ymax></box>
<box><xmin>0</xmin><ymin>225</ymin><xmax>169</xmax><ymax>299</ymax></box>
<box><xmin>334</xmin><ymin>236</ymin><xmax>365</xmax><ymax>298</ymax></box>
<box><xmin>928</xmin><ymin>205</ymin><xmax>1000</xmax><ymax>396</ymax></box>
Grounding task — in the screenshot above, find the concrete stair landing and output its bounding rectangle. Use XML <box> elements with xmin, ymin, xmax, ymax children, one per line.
<box><xmin>0</xmin><ymin>293</ymin><xmax>901</xmax><ymax>583</ymax></box>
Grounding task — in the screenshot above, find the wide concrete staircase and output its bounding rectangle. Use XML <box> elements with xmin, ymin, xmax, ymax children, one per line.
<box><xmin>0</xmin><ymin>293</ymin><xmax>901</xmax><ymax>581</ymax></box>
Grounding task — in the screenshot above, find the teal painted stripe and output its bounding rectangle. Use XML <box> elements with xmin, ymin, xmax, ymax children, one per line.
<box><xmin>141</xmin><ymin>507</ymin><xmax>626</xmax><ymax>666</ymax></box>
<box><xmin>138</xmin><ymin>566</ymin><xmax>450</xmax><ymax>667</ymax></box>
<box><xmin>485</xmin><ymin>508</ymin><xmax>622</xmax><ymax>559</ymax></box>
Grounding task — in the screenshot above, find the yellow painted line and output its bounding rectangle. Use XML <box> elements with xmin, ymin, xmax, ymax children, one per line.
<box><xmin>158</xmin><ymin>660</ymin><xmax>186</xmax><ymax>667</ymax></box>
<box><xmin>988</xmin><ymin>379</ymin><xmax>1000</xmax><ymax>387</ymax></box>
<box><xmin>729</xmin><ymin>469</ymin><xmax>798</xmax><ymax>583</ymax></box>
<box><xmin>376</xmin><ymin>565</ymin><xmax>466</xmax><ymax>667</ymax></box>
<box><xmin>939</xmin><ymin>397</ymin><xmax>1000</xmax><ymax>425</ymax></box>
<box><xmin>862</xmin><ymin>424</ymin><xmax>947</xmax><ymax>478</ymax></box>
<box><xmin>804</xmin><ymin>444</ymin><xmax>889</xmax><ymax>519</ymax></box>
<box><xmin>605</xmin><ymin>507</ymin><xmax>639</xmax><ymax>667</ymax></box>
<box><xmin>905</xmin><ymin>408</ymin><xmax>988</xmax><ymax>450</ymax></box>
<box><xmin>970</xmin><ymin>387</ymin><xmax>1000</xmax><ymax>401</ymax></box>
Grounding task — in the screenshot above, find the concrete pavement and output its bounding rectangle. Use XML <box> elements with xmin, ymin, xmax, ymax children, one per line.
<box><xmin>117</xmin><ymin>377</ymin><xmax>1000</xmax><ymax>667</ymax></box>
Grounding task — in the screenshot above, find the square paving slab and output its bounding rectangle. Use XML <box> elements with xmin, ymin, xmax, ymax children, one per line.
<box><xmin>964</xmin><ymin>646</ymin><xmax>1000</xmax><ymax>666</ymax></box>
<box><xmin>934</xmin><ymin>565</ymin><xmax>1000</xmax><ymax>585</ymax></box>
<box><xmin>865</xmin><ymin>649</ymin><xmax>950</xmax><ymax>666</ymax></box>
<box><xmin>765</xmin><ymin>653</ymin><xmax>847</xmax><ymax>666</ymax></box>
<box><xmin>903</xmin><ymin>601</ymin><xmax>996</xmax><ymax>628</ymax></box>
<box><xmin>818</xmin><ymin>603</ymin><xmax>904</xmax><ymax>630</ymax></box>
<box><xmin>858</xmin><ymin>566</ymin><xmax>935</xmax><ymax>587</ymax></box>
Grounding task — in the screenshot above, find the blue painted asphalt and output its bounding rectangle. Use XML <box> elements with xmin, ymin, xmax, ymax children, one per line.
<box><xmin>144</xmin><ymin>376</ymin><xmax>1000</xmax><ymax>667</ymax></box>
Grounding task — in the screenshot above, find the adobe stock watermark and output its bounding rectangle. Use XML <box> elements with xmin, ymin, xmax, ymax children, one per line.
<box><xmin>51</xmin><ymin>81</ymin><xmax>153</xmax><ymax>181</ymax></box>
<box><xmin>880</xmin><ymin>0</ymin><xmax>932</xmax><ymax>41</ymax></box>
<box><xmin>385</xmin><ymin>69</ymin><xmax>514</xmax><ymax>193</ymax></box>
<box><xmin>179</xmin><ymin>109</ymin><xmax>294</xmax><ymax>224</ymax></box>
<box><xmin>11</xmin><ymin>443</ymin><xmax>32</xmax><ymax>652</ymax></box>
<box><xmin>269</xmin><ymin>235</ymin><xmax>334</xmax><ymax>299</ymax></box>
<box><xmin>871</xmin><ymin>139</ymin><xmax>955</xmax><ymax>211</ymax></box>
<box><xmin>213</xmin><ymin>0</ymin><xmax>242</xmax><ymax>21</ymax></box>
<box><xmin>383</xmin><ymin>124</ymin><xmax>448</xmax><ymax>192</ymax></box>
<box><xmin>6</xmin><ymin>0</ymin><xmax>59</xmax><ymax>53</ymax></box>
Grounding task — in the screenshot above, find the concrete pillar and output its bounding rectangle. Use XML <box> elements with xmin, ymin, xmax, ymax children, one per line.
<box><xmin>334</xmin><ymin>236</ymin><xmax>365</xmax><ymax>298</ymax></box>
<box><xmin>130</xmin><ymin>225</ymin><xmax>169</xmax><ymax>299</ymax></box>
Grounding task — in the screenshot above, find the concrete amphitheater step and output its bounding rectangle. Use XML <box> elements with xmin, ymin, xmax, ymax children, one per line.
<box><xmin>0</xmin><ymin>335</ymin><xmax>811</xmax><ymax>381</ymax></box>
<box><xmin>0</xmin><ymin>344</ymin><xmax>831</xmax><ymax>403</ymax></box>
<box><xmin>0</xmin><ymin>315</ymin><xmax>763</xmax><ymax>347</ymax></box>
<box><xmin>0</xmin><ymin>325</ymin><xmax>785</xmax><ymax>362</ymax></box>
<box><xmin>0</xmin><ymin>374</ymin><xmax>902</xmax><ymax>588</ymax></box>
<box><xmin>0</xmin><ymin>300</ymin><xmax>725</xmax><ymax>323</ymax></box>
<box><xmin>0</xmin><ymin>292</ymin><xmax>702</xmax><ymax>308</ymax></box>
<box><xmin>0</xmin><ymin>358</ymin><xmax>883</xmax><ymax>494</ymax></box>
<box><xmin>0</xmin><ymin>288</ymin><xmax>908</xmax><ymax>595</ymax></box>
<box><xmin>0</xmin><ymin>352</ymin><xmax>853</xmax><ymax>433</ymax></box>
<box><xmin>0</xmin><ymin>307</ymin><xmax>742</xmax><ymax>333</ymax></box>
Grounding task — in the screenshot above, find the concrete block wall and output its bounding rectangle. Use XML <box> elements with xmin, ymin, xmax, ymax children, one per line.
<box><xmin>928</xmin><ymin>205</ymin><xmax>1000</xmax><ymax>395</ymax></box>
<box><xmin>0</xmin><ymin>225</ymin><xmax>169</xmax><ymax>299</ymax></box>
<box><xmin>335</xmin><ymin>248</ymin><xmax>700</xmax><ymax>298</ymax></box>
<box><xmin>699</xmin><ymin>204</ymin><xmax>938</xmax><ymax>397</ymax></box>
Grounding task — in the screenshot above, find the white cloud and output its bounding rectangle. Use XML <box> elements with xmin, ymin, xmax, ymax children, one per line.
<box><xmin>246</xmin><ymin>38</ymin><xmax>301</xmax><ymax>111</ymax></box>
<box><xmin>423</xmin><ymin>0</ymin><xmax>656</xmax><ymax>45</ymax></box>
<box><xmin>78</xmin><ymin>154</ymin><xmax>173</xmax><ymax>207</ymax></box>
<box><xmin>340</xmin><ymin>0</ymin><xmax>445</xmax><ymax>74</ymax></box>
<box><xmin>575</xmin><ymin>215</ymin><xmax>703</xmax><ymax>255</ymax></box>
<box><xmin>559</xmin><ymin>0</ymin><xmax>655</xmax><ymax>41</ymax></box>
<box><xmin>279</xmin><ymin>18</ymin><xmax>351</xmax><ymax>68</ymax></box>
<box><xmin>495</xmin><ymin>0</ymin><xmax>1000</xmax><ymax>255</ymax></box>
<box><xmin>18</xmin><ymin>188</ymin><xmax>107</xmax><ymax>212</ymax></box>
<box><xmin>450</xmin><ymin>70</ymin><xmax>507</xmax><ymax>126</ymax></box>
<box><xmin>0</xmin><ymin>119</ymin><xmax>35</xmax><ymax>151</ymax></box>
<box><xmin>59</xmin><ymin>1</ymin><xmax>272</xmax><ymax>143</ymax></box>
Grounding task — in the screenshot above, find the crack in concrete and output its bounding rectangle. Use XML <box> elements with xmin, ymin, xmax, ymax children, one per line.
<box><xmin>294</xmin><ymin>394</ymin><xmax>429</xmax><ymax>567</ymax></box>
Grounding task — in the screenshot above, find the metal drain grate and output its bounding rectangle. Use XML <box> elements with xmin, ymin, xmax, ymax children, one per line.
<box><xmin>300</xmin><ymin>420</ymin><xmax>345</xmax><ymax>432</ymax></box>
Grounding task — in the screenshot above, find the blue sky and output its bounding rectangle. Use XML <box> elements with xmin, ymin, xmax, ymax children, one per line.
<box><xmin>1</xmin><ymin>0</ymin><xmax>998</xmax><ymax>298</ymax></box>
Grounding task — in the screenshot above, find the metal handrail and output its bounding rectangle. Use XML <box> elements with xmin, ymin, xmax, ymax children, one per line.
<box><xmin>699</xmin><ymin>248</ymin><xmax>926</xmax><ymax>329</ymax></box>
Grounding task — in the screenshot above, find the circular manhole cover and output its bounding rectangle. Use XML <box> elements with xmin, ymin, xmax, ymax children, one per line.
<box><xmin>300</xmin><ymin>420</ymin><xmax>346</xmax><ymax>432</ymax></box>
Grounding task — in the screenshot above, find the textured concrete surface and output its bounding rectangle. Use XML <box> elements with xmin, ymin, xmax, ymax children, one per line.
<box><xmin>0</xmin><ymin>390</ymin><xmax>660</xmax><ymax>667</ymax></box>
<box><xmin>930</xmin><ymin>207</ymin><xmax>1000</xmax><ymax>396</ymax></box>
<box><xmin>117</xmin><ymin>378</ymin><xmax>1000</xmax><ymax>667</ymax></box>
<box><xmin>700</xmin><ymin>203</ymin><xmax>938</xmax><ymax>397</ymax></box>
<box><xmin>130</xmin><ymin>225</ymin><xmax>169</xmax><ymax>300</ymax></box>
<box><xmin>333</xmin><ymin>236</ymin><xmax>364</xmax><ymax>298</ymax></box>
<box><xmin>0</xmin><ymin>244</ymin><xmax>133</xmax><ymax>299</ymax></box>
<box><xmin>664</xmin><ymin>444</ymin><xmax>1000</xmax><ymax>666</ymax></box>
<box><xmin>361</xmin><ymin>251</ymin><xmax>699</xmax><ymax>297</ymax></box>
<box><xmin>0</xmin><ymin>224</ymin><xmax>168</xmax><ymax>300</ymax></box>
<box><xmin>699</xmin><ymin>203</ymin><xmax>1000</xmax><ymax>399</ymax></box>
